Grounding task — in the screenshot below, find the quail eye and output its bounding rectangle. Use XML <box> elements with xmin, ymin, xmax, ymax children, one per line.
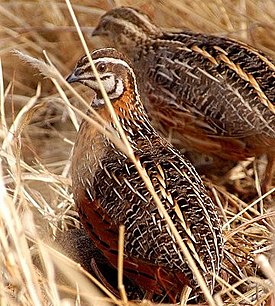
<box><xmin>96</xmin><ymin>62</ymin><xmax>107</xmax><ymax>73</ymax></box>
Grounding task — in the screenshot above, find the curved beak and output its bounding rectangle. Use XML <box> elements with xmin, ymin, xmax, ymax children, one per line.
<box><xmin>92</xmin><ymin>26</ymin><xmax>100</xmax><ymax>37</ymax></box>
<box><xmin>92</xmin><ymin>25</ymin><xmax>106</xmax><ymax>37</ymax></box>
<box><xmin>66</xmin><ymin>70</ymin><xmax>79</xmax><ymax>84</ymax></box>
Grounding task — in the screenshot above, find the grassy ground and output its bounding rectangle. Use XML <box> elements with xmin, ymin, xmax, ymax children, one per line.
<box><xmin>0</xmin><ymin>0</ymin><xmax>274</xmax><ymax>305</ymax></box>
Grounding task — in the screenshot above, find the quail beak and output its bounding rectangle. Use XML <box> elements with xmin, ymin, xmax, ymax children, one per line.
<box><xmin>92</xmin><ymin>25</ymin><xmax>106</xmax><ymax>37</ymax></box>
<box><xmin>66</xmin><ymin>71</ymin><xmax>79</xmax><ymax>84</ymax></box>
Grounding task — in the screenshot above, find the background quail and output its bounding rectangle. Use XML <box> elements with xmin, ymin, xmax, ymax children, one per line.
<box><xmin>92</xmin><ymin>7</ymin><xmax>275</xmax><ymax>192</ymax></box>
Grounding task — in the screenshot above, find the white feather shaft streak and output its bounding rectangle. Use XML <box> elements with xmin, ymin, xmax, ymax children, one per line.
<box><xmin>134</xmin><ymin>158</ymin><xmax>217</xmax><ymax>306</ymax></box>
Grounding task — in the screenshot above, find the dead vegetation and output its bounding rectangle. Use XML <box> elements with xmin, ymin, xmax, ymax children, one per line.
<box><xmin>0</xmin><ymin>0</ymin><xmax>274</xmax><ymax>305</ymax></box>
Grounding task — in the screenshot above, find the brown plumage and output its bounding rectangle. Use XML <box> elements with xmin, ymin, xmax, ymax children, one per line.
<box><xmin>67</xmin><ymin>48</ymin><xmax>223</xmax><ymax>303</ymax></box>
<box><xmin>92</xmin><ymin>7</ymin><xmax>275</xmax><ymax>191</ymax></box>
<box><xmin>56</xmin><ymin>228</ymin><xmax>145</xmax><ymax>300</ymax></box>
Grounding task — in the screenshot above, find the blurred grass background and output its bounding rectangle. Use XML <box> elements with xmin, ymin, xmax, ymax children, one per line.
<box><xmin>0</xmin><ymin>0</ymin><xmax>274</xmax><ymax>305</ymax></box>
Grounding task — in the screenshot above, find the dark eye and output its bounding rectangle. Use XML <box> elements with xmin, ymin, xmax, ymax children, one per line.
<box><xmin>96</xmin><ymin>62</ymin><xmax>107</xmax><ymax>73</ymax></box>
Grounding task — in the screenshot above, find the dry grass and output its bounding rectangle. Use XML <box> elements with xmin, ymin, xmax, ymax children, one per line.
<box><xmin>0</xmin><ymin>0</ymin><xmax>274</xmax><ymax>305</ymax></box>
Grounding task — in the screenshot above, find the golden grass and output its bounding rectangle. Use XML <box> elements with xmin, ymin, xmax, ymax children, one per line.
<box><xmin>0</xmin><ymin>0</ymin><xmax>274</xmax><ymax>305</ymax></box>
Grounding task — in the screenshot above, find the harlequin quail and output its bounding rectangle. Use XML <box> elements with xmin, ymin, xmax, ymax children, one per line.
<box><xmin>67</xmin><ymin>48</ymin><xmax>223</xmax><ymax>302</ymax></box>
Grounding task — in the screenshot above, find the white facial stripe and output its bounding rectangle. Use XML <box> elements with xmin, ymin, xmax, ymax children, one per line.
<box><xmin>81</xmin><ymin>62</ymin><xmax>90</xmax><ymax>71</ymax></box>
<box><xmin>96</xmin><ymin>57</ymin><xmax>140</xmax><ymax>100</ymax></box>
<box><xmin>101</xmin><ymin>73</ymin><xmax>115</xmax><ymax>93</ymax></box>
<box><xmin>108</xmin><ymin>79</ymin><xmax>123</xmax><ymax>98</ymax></box>
<box><xmin>93</xmin><ymin>98</ymin><xmax>105</xmax><ymax>106</ymax></box>
<box><xmin>90</xmin><ymin>75</ymin><xmax>124</xmax><ymax>107</ymax></box>
<box><xmin>82</xmin><ymin>55</ymin><xmax>137</xmax><ymax>85</ymax></box>
<box><xmin>84</xmin><ymin>79</ymin><xmax>101</xmax><ymax>89</ymax></box>
<box><xmin>95</xmin><ymin>57</ymin><xmax>140</xmax><ymax>101</ymax></box>
<box><xmin>93</xmin><ymin>57</ymin><xmax>135</xmax><ymax>75</ymax></box>
<box><xmin>92</xmin><ymin>79</ymin><xmax>123</xmax><ymax>107</ymax></box>
<box><xmin>83</xmin><ymin>70</ymin><xmax>123</xmax><ymax>97</ymax></box>
<box><xmin>85</xmin><ymin>55</ymin><xmax>140</xmax><ymax>105</ymax></box>
<box><xmin>93</xmin><ymin>57</ymin><xmax>138</xmax><ymax>91</ymax></box>
<box><xmin>79</xmin><ymin>71</ymin><xmax>96</xmax><ymax>80</ymax></box>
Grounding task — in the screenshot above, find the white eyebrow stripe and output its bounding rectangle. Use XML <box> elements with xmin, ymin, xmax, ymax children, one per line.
<box><xmin>93</xmin><ymin>57</ymin><xmax>135</xmax><ymax>75</ymax></box>
<box><xmin>92</xmin><ymin>56</ymin><xmax>140</xmax><ymax>99</ymax></box>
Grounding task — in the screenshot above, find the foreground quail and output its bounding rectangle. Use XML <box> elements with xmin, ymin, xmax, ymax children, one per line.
<box><xmin>67</xmin><ymin>48</ymin><xmax>223</xmax><ymax>302</ymax></box>
<box><xmin>92</xmin><ymin>7</ymin><xmax>275</xmax><ymax>192</ymax></box>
